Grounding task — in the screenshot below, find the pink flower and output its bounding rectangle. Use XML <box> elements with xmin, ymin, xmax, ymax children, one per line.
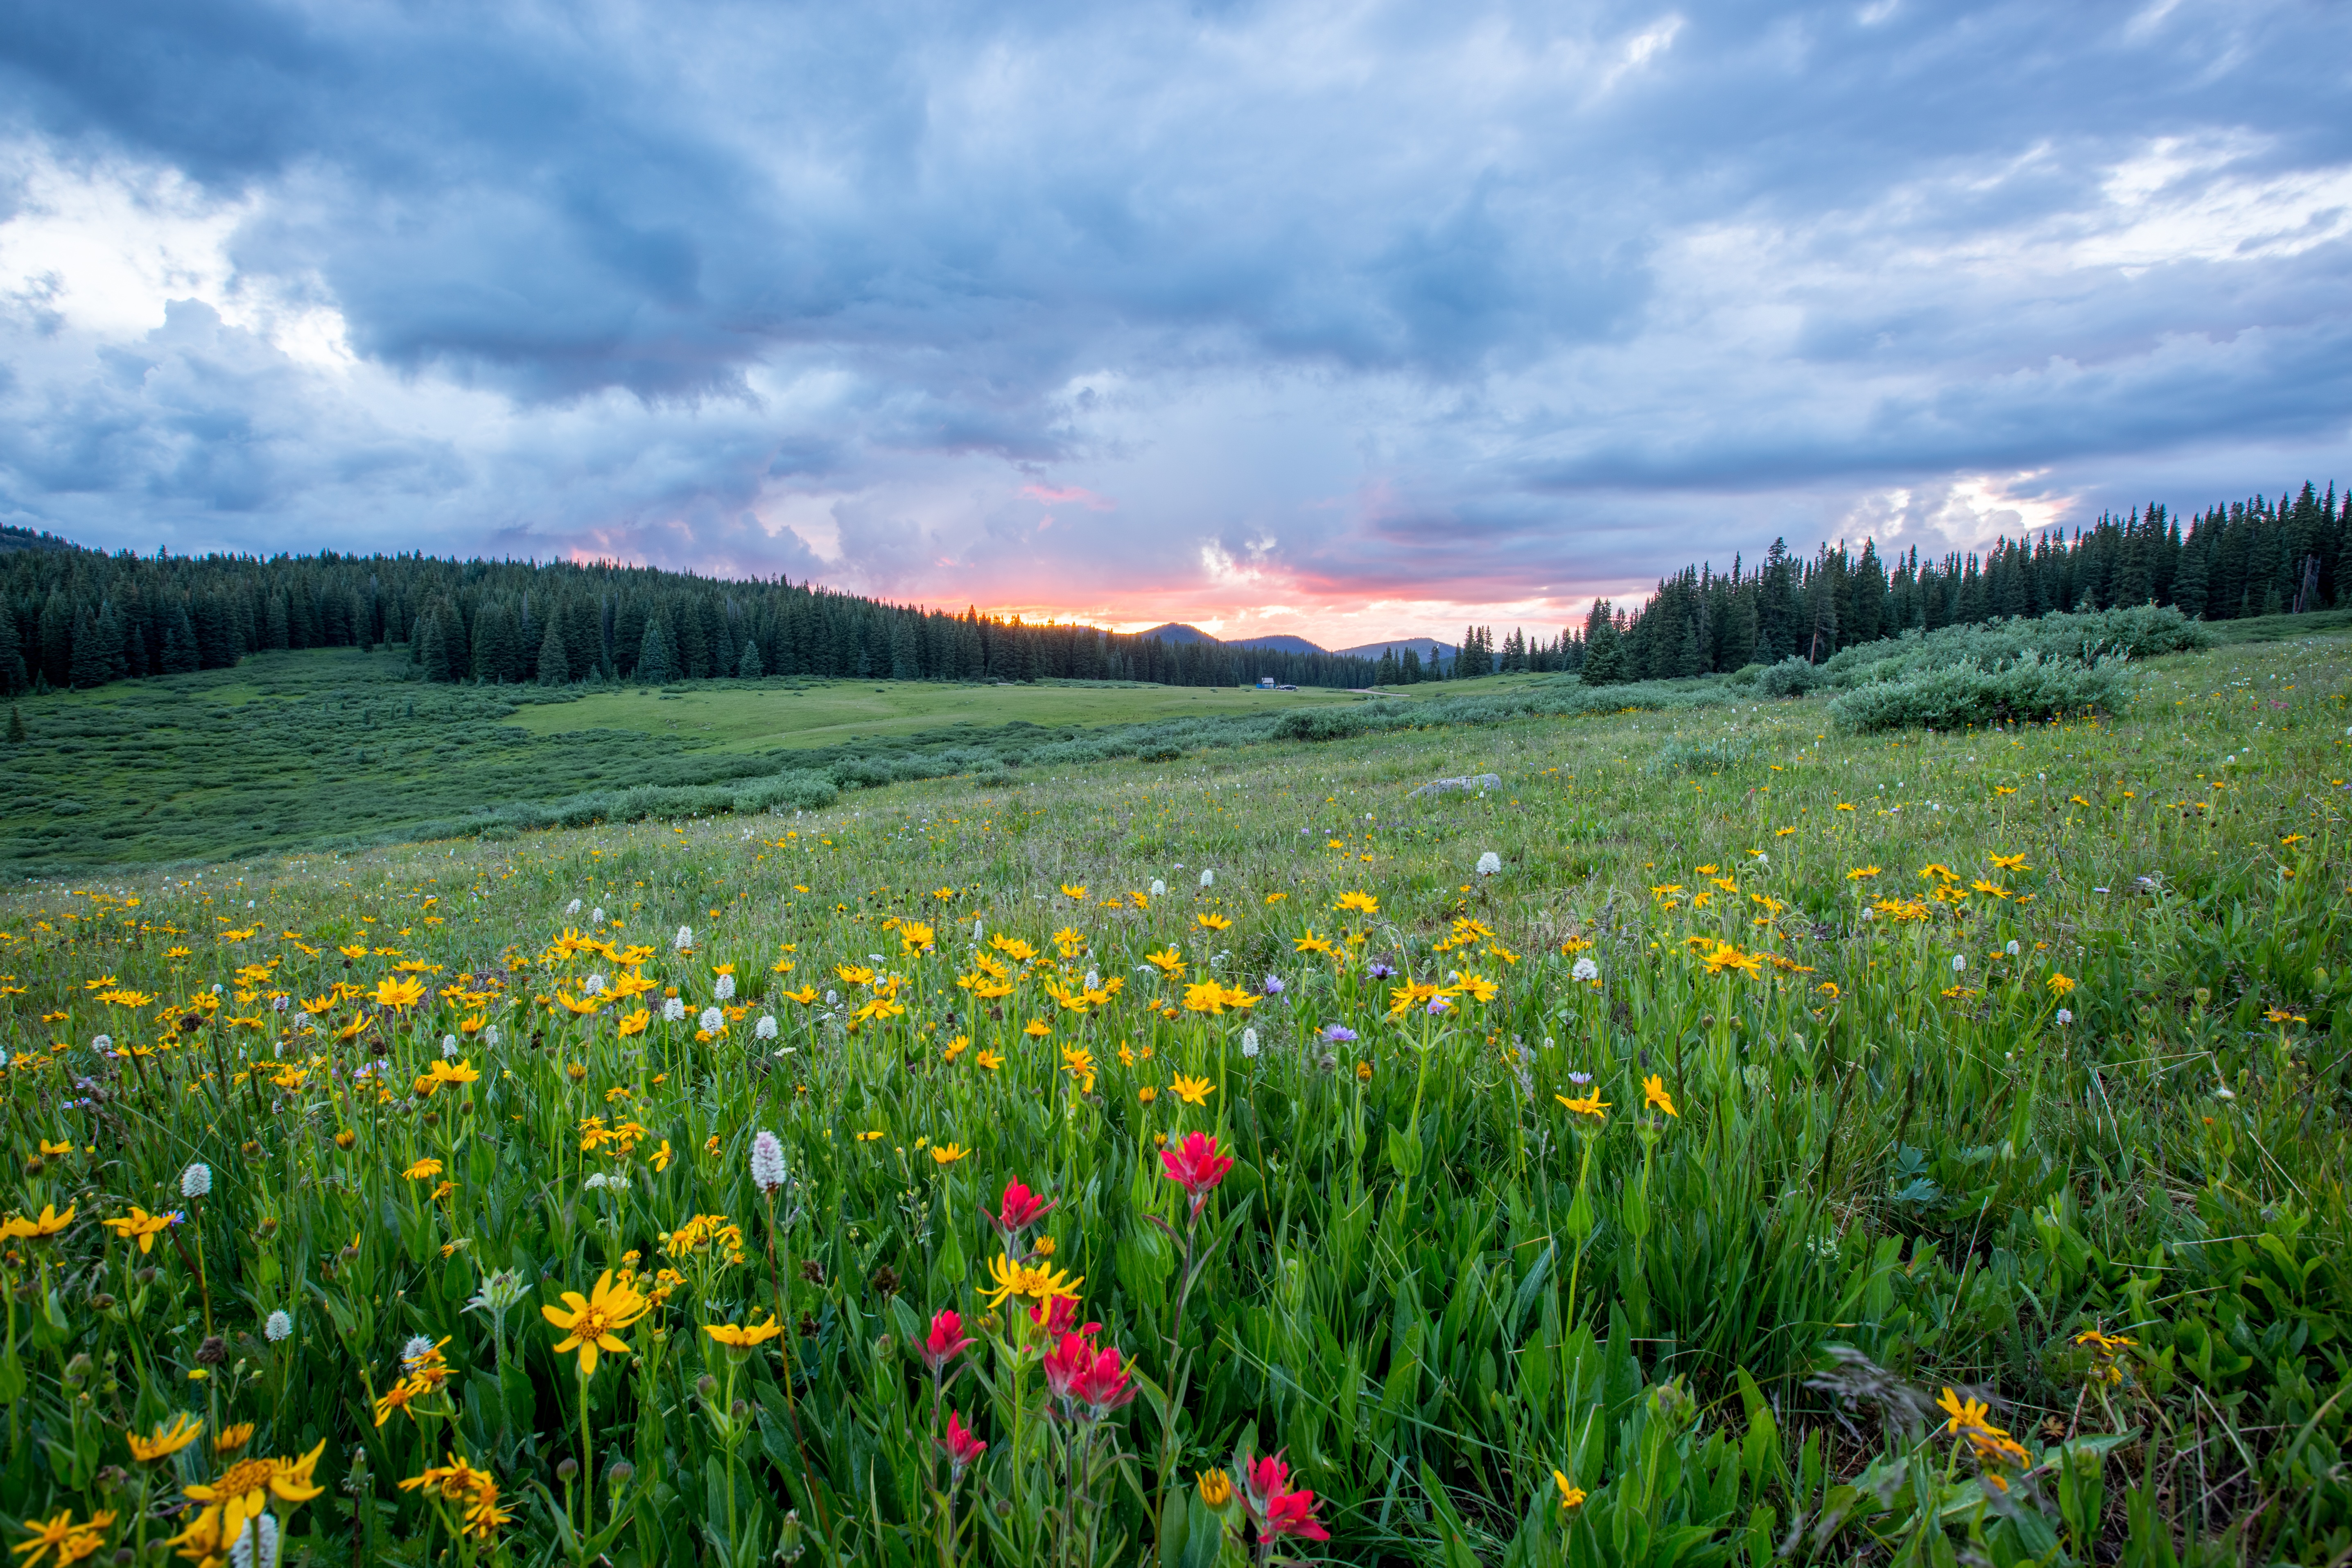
<box><xmin>923</xmin><ymin>1308</ymin><xmax>973</xmax><ymax>1371</ymax></box>
<box><xmin>1159</xmin><ymin>1131</ymin><xmax>1236</xmax><ymax>1215</ymax></box>
<box><xmin>1028</xmin><ymin>1295</ymin><xmax>1101</xmax><ymax>1338</ymax></box>
<box><xmin>939</xmin><ymin>1410</ymin><xmax>987</xmax><ymax>1473</ymax></box>
<box><xmin>989</xmin><ymin>1179</ymin><xmax>1055</xmax><ymax>1243</ymax></box>
<box><xmin>1240</xmin><ymin>1451</ymin><xmax>1330</xmax><ymax>1543</ymax></box>
<box><xmin>1042</xmin><ymin>1332</ymin><xmax>1136</xmax><ymax>1415</ymax></box>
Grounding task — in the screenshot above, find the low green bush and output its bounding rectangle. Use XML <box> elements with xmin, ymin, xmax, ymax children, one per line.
<box><xmin>1828</xmin><ymin>651</ymin><xmax>2131</xmax><ymax>732</ymax></box>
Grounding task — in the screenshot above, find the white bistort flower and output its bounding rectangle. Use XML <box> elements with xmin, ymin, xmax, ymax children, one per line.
<box><xmin>91</xmin><ymin>1034</ymin><xmax>112</xmax><ymax>1053</ymax></box>
<box><xmin>2056</xmin><ymin>1008</ymin><xmax>2073</xmax><ymax>1026</ymax></box>
<box><xmin>750</xmin><ymin>1130</ymin><xmax>787</xmax><ymax>1193</ymax></box>
<box><xmin>1476</xmin><ymin>852</ymin><xmax>1502</xmax><ymax>877</ymax></box>
<box><xmin>584</xmin><ymin>973</ymin><xmax>606</xmax><ymax>995</ymax></box>
<box><xmin>698</xmin><ymin>1006</ymin><xmax>725</xmax><ymax>1033</ymax></box>
<box><xmin>675</xmin><ymin>926</ymin><xmax>695</xmax><ymax>951</ymax></box>
<box><xmin>1150</xmin><ymin>880</ymin><xmax>1166</xmax><ymax>897</ymax></box>
<box><xmin>755</xmin><ymin>1014</ymin><xmax>778</xmax><ymax>1041</ymax></box>
<box><xmin>1951</xmin><ymin>954</ymin><xmax>1968</xmax><ymax>973</ymax></box>
<box><xmin>1199</xmin><ymin>869</ymin><xmax>1215</xmax><ymax>888</ymax></box>
<box><xmin>590</xmin><ymin>906</ymin><xmax>606</xmax><ymax>926</ymax></box>
<box><xmin>662</xmin><ymin>997</ymin><xmax>687</xmax><ymax>1023</ymax></box>
<box><xmin>1240</xmin><ymin>1028</ymin><xmax>1260</xmax><ymax>1058</ymax></box>
<box><xmin>228</xmin><ymin>1512</ymin><xmax>279</xmax><ymax>1568</ymax></box>
<box><xmin>180</xmin><ymin>1163</ymin><xmax>212</xmax><ymax>1198</ymax></box>
<box><xmin>714</xmin><ymin>974</ymin><xmax>736</xmax><ymax>1001</ymax></box>
<box><xmin>567</xmin><ymin>898</ymin><xmax>582</xmax><ymax>915</ymax></box>
<box><xmin>1571</xmin><ymin>956</ymin><xmax>1600</xmax><ymax>983</ymax></box>
<box><xmin>483</xmin><ymin>1025</ymin><xmax>500</xmax><ymax>1047</ymax></box>
<box><xmin>441</xmin><ymin>1035</ymin><xmax>459</xmax><ymax>1057</ymax></box>
<box><xmin>264</xmin><ymin>1310</ymin><xmax>293</xmax><ymax>1343</ymax></box>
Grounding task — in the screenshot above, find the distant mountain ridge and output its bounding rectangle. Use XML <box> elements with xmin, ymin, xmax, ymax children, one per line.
<box><xmin>1135</xmin><ymin>622</ymin><xmax>1452</xmax><ymax>665</ymax></box>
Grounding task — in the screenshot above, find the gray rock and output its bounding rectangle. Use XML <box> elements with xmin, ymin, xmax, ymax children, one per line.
<box><xmin>1408</xmin><ymin>773</ymin><xmax>1502</xmax><ymax>800</ymax></box>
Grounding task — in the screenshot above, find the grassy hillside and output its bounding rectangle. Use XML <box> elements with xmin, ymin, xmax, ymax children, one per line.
<box><xmin>0</xmin><ymin>651</ymin><xmax>1349</xmax><ymax>876</ymax></box>
<box><xmin>0</xmin><ymin>629</ymin><xmax>2344</xmax><ymax>1564</ymax></box>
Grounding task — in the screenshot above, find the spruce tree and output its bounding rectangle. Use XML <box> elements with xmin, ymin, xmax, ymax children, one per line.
<box><xmin>537</xmin><ymin>617</ymin><xmax>570</xmax><ymax>685</ymax></box>
<box><xmin>160</xmin><ymin>603</ymin><xmax>201</xmax><ymax>675</ymax></box>
<box><xmin>637</xmin><ymin>616</ymin><xmax>673</xmax><ymax>685</ymax></box>
<box><xmin>0</xmin><ymin>610</ymin><xmax>24</xmax><ymax>696</ymax></box>
<box><xmin>6</xmin><ymin>704</ymin><xmax>23</xmax><ymax>742</ymax></box>
<box><xmin>416</xmin><ymin>613</ymin><xmax>449</xmax><ymax>682</ymax></box>
<box><xmin>738</xmin><ymin>639</ymin><xmax>764</xmax><ymax>679</ymax></box>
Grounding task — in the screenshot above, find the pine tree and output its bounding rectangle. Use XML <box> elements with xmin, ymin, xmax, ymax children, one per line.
<box><xmin>0</xmin><ymin>606</ymin><xmax>27</xmax><ymax>696</ymax></box>
<box><xmin>738</xmin><ymin>639</ymin><xmax>764</xmax><ymax>679</ymax></box>
<box><xmin>416</xmin><ymin>612</ymin><xmax>450</xmax><ymax>682</ymax></box>
<box><xmin>537</xmin><ymin>616</ymin><xmax>570</xmax><ymax>686</ymax></box>
<box><xmin>160</xmin><ymin>603</ymin><xmax>201</xmax><ymax>675</ymax></box>
<box><xmin>6</xmin><ymin>704</ymin><xmax>23</xmax><ymax>741</ymax></box>
<box><xmin>637</xmin><ymin>616</ymin><xmax>673</xmax><ymax>685</ymax></box>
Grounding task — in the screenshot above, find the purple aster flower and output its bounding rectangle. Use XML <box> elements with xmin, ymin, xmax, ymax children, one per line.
<box><xmin>1426</xmin><ymin>997</ymin><xmax>1451</xmax><ymax>1015</ymax></box>
<box><xmin>1263</xmin><ymin>974</ymin><xmax>1285</xmax><ymax>995</ymax></box>
<box><xmin>1322</xmin><ymin>1023</ymin><xmax>1358</xmax><ymax>1044</ymax></box>
<box><xmin>1367</xmin><ymin>962</ymin><xmax>1398</xmax><ymax>980</ymax></box>
<box><xmin>1568</xmin><ymin>1071</ymin><xmax>1592</xmax><ymax>1084</ymax></box>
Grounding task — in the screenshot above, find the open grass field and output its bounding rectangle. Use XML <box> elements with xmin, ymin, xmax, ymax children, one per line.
<box><xmin>0</xmin><ymin>628</ymin><xmax>2347</xmax><ymax>1566</ymax></box>
<box><xmin>502</xmin><ymin>680</ymin><xmax>1351</xmax><ymax>754</ymax></box>
<box><xmin>0</xmin><ymin>653</ymin><xmax>1350</xmax><ymax>879</ymax></box>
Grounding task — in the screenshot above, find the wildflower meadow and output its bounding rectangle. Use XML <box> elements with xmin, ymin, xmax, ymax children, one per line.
<box><xmin>1</xmin><ymin>630</ymin><xmax>2347</xmax><ymax>1567</ymax></box>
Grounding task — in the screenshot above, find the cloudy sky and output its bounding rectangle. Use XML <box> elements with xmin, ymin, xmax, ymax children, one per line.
<box><xmin>3</xmin><ymin>1</ymin><xmax>2349</xmax><ymax>645</ymax></box>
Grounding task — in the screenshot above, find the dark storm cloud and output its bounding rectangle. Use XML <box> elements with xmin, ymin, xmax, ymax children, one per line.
<box><xmin>0</xmin><ymin>0</ymin><xmax>2348</xmax><ymax>626</ymax></box>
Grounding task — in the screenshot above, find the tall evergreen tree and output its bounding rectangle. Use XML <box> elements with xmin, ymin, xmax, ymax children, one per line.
<box><xmin>536</xmin><ymin>616</ymin><xmax>571</xmax><ymax>686</ymax></box>
<box><xmin>738</xmin><ymin>639</ymin><xmax>764</xmax><ymax>679</ymax></box>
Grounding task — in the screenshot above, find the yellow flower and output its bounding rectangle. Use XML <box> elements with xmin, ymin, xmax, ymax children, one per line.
<box><xmin>1334</xmin><ymin>891</ymin><xmax>1378</xmax><ymax>914</ymax></box>
<box><xmin>1293</xmin><ymin>930</ymin><xmax>1333</xmax><ymax>956</ymax></box>
<box><xmin>12</xmin><ymin>1509</ymin><xmax>115</xmax><ymax>1568</ymax></box>
<box><xmin>1168</xmin><ymin>1074</ymin><xmax>1215</xmax><ymax>1106</ymax></box>
<box><xmin>214</xmin><ymin>1422</ymin><xmax>255</xmax><ymax>1453</ymax></box>
<box><xmin>942</xmin><ymin>1035</ymin><xmax>970</xmax><ymax>1062</ymax></box>
<box><xmin>37</xmin><ymin>1139</ymin><xmax>71</xmax><ymax>1158</ymax></box>
<box><xmin>1060</xmin><ymin>883</ymin><xmax>1087</xmax><ymax>901</ymax></box>
<box><xmin>1643</xmin><ymin>1075</ymin><xmax>1678</xmax><ymax>1118</ymax></box>
<box><xmin>1137</xmin><ymin>1086</ymin><xmax>1158</xmax><ymax>1104</ymax></box>
<box><xmin>704</xmin><ymin>1315</ymin><xmax>786</xmax><ymax>1353</ymax></box>
<box><xmin>978</xmin><ymin>1252</ymin><xmax>1083</xmax><ymax>1311</ymax></box>
<box><xmin>1024</xmin><ymin>1019</ymin><xmax>1053</xmax><ymax>1038</ymax></box>
<box><xmin>1846</xmin><ymin>865</ymin><xmax>1880</xmax><ymax>880</ymax></box>
<box><xmin>930</xmin><ymin>1143</ymin><xmax>970</xmax><ymax>1166</ymax></box>
<box><xmin>1554</xmin><ymin>1091</ymin><xmax>1609</xmax><ymax>1121</ymax></box>
<box><xmin>371</xmin><ymin>975</ymin><xmax>427</xmax><ymax>1012</ymax></box>
<box><xmin>617</xmin><ymin>1007</ymin><xmax>651</xmax><ymax>1037</ymax></box>
<box><xmin>403</xmin><ymin>1159</ymin><xmax>444</xmax><ymax>1182</ymax></box>
<box><xmin>1060</xmin><ymin>1046</ymin><xmax>1097</xmax><ymax>1091</ymax></box>
<box><xmin>977</xmin><ymin>1050</ymin><xmax>1005</xmax><ymax>1071</ymax></box>
<box><xmin>1989</xmin><ymin>852</ymin><xmax>2029</xmax><ymax>871</ymax></box>
<box><xmin>172</xmin><ymin>1442</ymin><xmax>327</xmax><ymax>1563</ymax></box>
<box><xmin>0</xmin><ymin>1204</ymin><xmax>74</xmax><ymax>1242</ymax></box>
<box><xmin>1145</xmin><ymin>947</ymin><xmax>1186</xmax><ymax>977</ymax></box>
<box><xmin>1936</xmin><ymin>1387</ymin><xmax>1994</xmax><ymax>1436</ymax></box>
<box><xmin>1198</xmin><ymin>1469</ymin><xmax>1232</xmax><ymax>1507</ymax></box>
<box><xmin>648</xmin><ymin>1139</ymin><xmax>672</xmax><ymax>1173</ymax></box>
<box><xmin>1195</xmin><ymin>912</ymin><xmax>1233</xmax><ymax>933</ymax></box>
<box><xmin>2047</xmin><ymin>973</ymin><xmax>2076</xmax><ymax>995</ymax></box>
<box><xmin>1453</xmin><ymin>973</ymin><xmax>1499</xmax><ymax>1004</ymax></box>
<box><xmin>102</xmin><ymin>1206</ymin><xmax>171</xmax><ymax>1255</ymax></box>
<box><xmin>540</xmin><ymin>1270</ymin><xmax>652</xmax><ymax>1378</ymax></box>
<box><xmin>125</xmin><ymin>1412</ymin><xmax>203</xmax><ymax>1464</ymax></box>
<box><xmin>1552</xmin><ymin>1470</ymin><xmax>1586</xmax><ymax>1510</ymax></box>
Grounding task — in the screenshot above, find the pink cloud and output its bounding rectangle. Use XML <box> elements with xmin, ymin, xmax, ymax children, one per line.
<box><xmin>1018</xmin><ymin>482</ymin><xmax>1116</xmax><ymax>511</ymax></box>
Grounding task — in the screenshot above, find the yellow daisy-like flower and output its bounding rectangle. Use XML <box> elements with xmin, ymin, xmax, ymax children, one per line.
<box><xmin>172</xmin><ymin>1441</ymin><xmax>327</xmax><ymax>1563</ymax></box>
<box><xmin>402</xmin><ymin>1159</ymin><xmax>444</xmax><ymax>1182</ymax></box>
<box><xmin>1552</xmin><ymin>1470</ymin><xmax>1586</xmax><ymax>1510</ymax></box>
<box><xmin>101</xmin><ymin>1206</ymin><xmax>171</xmax><ymax>1255</ymax></box>
<box><xmin>978</xmin><ymin>1252</ymin><xmax>1083</xmax><ymax>1311</ymax></box>
<box><xmin>1168</xmin><ymin>1073</ymin><xmax>1215</xmax><ymax>1106</ymax></box>
<box><xmin>1554</xmin><ymin>1091</ymin><xmax>1609</xmax><ymax>1121</ymax></box>
<box><xmin>1642</xmin><ymin>1075</ymin><xmax>1678</xmax><ymax>1119</ymax></box>
<box><xmin>930</xmin><ymin>1143</ymin><xmax>970</xmax><ymax>1166</ymax></box>
<box><xmin>1334</xmin><ymin>891</ymin><xmax>1379</xmax><ymax>914</ymax></box>
<box><xmin>124</xmin><ymin>1412</ymin><xmax>203</xmax><ymax>1465</ymax></box>
<box><xmin>1935</xmin><ymin>1387</ymin><xmax>1994</xmax><ymax>1437</ymax></box>
<box><xmin>370</xmin><ymin>974</ymin><xmax>427</xmax><ymax>1012</ymax></box>
<box><xmin>540</xmin><ymin>1270</ymin><xmax>652</xmax><ymax>1378</ymax></box>
<box><xmin>704</xmin><ymin>1315</ymin><xmax>786</xmax><ymax>1354</ymax></box>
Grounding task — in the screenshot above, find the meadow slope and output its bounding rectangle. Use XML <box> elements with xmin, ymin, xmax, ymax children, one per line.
<box><xmin>0</xmin><ymin>631</ymin><xmax>2346</xmax><ymax>1566</ymax></box>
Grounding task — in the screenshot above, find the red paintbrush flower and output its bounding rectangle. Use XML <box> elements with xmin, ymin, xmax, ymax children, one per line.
<box><xmin>988</xmin><ymin>1179</ymin><xmax>1055</xmax><ymax>1243</ymax></box>
<box><xmin>1042</xmin><ymin>1332</ymin><xmax>1136</xmax><ymax>1414</ymax></box>
<box><xmin>1240</xmin><ymin>1450</ymin><xmax>1330</xmax><ymax>1542</ymax></box>
<box><xmin>938</xmin><ymin>1410</ymin><xmax>986</xmax><ymax>1473</ymax></box>
<box><xmin>1158</xmin><ymin>1131</ymin><xmax>1235</xmax><ymax>1215</ymax></box>
<box><xmin>923</xmin><ymin>1308</ymin><xmax>973</xmax><ymax>1371</ymax></box>
<box><xmin>1028</xmin><ymin>1295</ymin><xmax>1101</xmax><ymax>1338</ymax></box>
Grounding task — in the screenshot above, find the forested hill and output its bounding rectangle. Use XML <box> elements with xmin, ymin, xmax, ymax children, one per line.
<box><xmin>0</xmin><ymin>539</ymin><xmax>1377</xmax><ymax>696</ymax></box>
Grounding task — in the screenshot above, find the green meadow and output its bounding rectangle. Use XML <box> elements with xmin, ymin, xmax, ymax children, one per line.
<box><xmin>0</xmin><ymin>625</ymin><xmax>2346</xmax><ymax>1566</ymax></box>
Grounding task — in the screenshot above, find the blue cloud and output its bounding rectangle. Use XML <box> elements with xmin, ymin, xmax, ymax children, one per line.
<box><xmin>0</xmin><ymin>0</ymin><xmax>2348</xmax><ymax>629</ymax></box>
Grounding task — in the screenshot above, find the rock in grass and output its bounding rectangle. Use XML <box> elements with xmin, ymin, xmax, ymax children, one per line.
<box><xmin>1409</xmin><ymin>773</ymin><xmax>1502</xmax><ymax>800</ymax></box>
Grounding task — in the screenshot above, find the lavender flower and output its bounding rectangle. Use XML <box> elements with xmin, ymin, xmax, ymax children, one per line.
<box><xmin>1262</xmin><ymin>974</ymin><xmax>1285</xmax><ymax>995</ymax></box>
<box><xmin>1322</xmin><ymin>1023</ymin><xmax>1358</xmax><ymax>1044</ymax></box>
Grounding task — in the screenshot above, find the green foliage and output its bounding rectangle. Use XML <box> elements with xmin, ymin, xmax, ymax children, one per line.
<box><xmin>1827</xmin><ymin>652</ymin><xmax>2133</xmax><ymax>732</ymax></box>
<box><xmin>0</xmin><ymin>627</ymin><xmax>2347</xmax><ymax>1566</ymax></box>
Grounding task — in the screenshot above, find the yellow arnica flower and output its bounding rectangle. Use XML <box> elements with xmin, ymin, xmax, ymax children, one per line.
<box><xmin>1553</xmin><ymin>1470</ymin><xmax>1586</xmax><ymax>1510</ymax></box>
<box><xmin>0</xmin><ymin>1204</ymin><xmax>75</xmax><ymax>1242</ymax></box>
<box><xmin>214</xmin><ymin>1423</ymin><xmax>255</xmax><ymax>1453</ymax></box>
<box><xmin>979</xmin><ymin>1252</ymin><xmax>1083</xmax><ymax>1311</ymax></box>
<box><xmin>172</xmin><ymin>1441</ymin><xmax>327</xmax><ymax>1563</ymax></box>
<box><xmin>1643</xmin><ymin>1075</ymin><xmax>1678</xmax><ymax>1119</ymax></box>
<box><xmin>705</xmin><ymin>1316</ymin><xmax>786</xmax><ymax>1353</ymax></box>
<box><xmin>541</xmin><ymin>1270</ymin><xmax>652</xmax><ymax>1378</ymax></box>
<box><xmin>371</xmin><ymin>975</ymin><xmax>427</xmax><ymax>1012</ymax></box>
<box><xmin>102</xmin><ymin>1206</ymin><xmax>171</xmax><ymax>1254</ymax></box>
<box><xmin>1197</xmin><ymin>1469</ymin><xmax>1232</xmax><ymax>1507</ymax></box>
<box><xmin>2047</xmin><ymin>973</ymin><xmax>2076</xmax><ymax>995</ymax></box>
<box><xmin>1334</xmin><ymin>891</ymin><xmax>1378</xmax><ymax>914</ymax></box>
<box><xmin>125</xmin><ymin>1412</ymin><xmax>204</xmax><ymax>1464</ymax></box>
<box><xmin>403</xmin><ymin>1159</ymin><xmax>444</xmax><ymax>1181</ymax></box>
<box><xmin>1554</xmin><ymin>1091</ymin><xmax>1609</xmax><ymax>1121</ymax></box>
<box><xmin>1168</xmin><ymin>1074</ymin><xmax>1215</xmax><ymax>1106</ymax></box>
<box><xmin>1936</xmin><ymin>1387</ymin><xmax>1994</xmax><ymax>1437</ymax></box>
<box><xmin>930</xmin><ymin>1143</ymin><xmax>970</xmax><ymax>1166</ymax></box>
<box><xmin>13</xmin><ymin>1508</ymin><xmax>115</xmax><ymax>1568</ymax></box>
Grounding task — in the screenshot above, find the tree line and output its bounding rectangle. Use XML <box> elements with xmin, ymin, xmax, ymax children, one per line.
<box><xmin>1444</xmin><ymin>481</ymin><xmax>2346</xmax><ymax>685</ymax></box>
<box><xmin>0</xmin><ymin>535</ymin><xmax>1379</xmax><ymax>695</ymax></box>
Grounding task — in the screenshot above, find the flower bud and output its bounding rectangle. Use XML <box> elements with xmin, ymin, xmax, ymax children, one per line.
<box><xmin>556</xmin><ymin>1458</ymin><xmax>579</xmax><ymax>1482</ymax></box>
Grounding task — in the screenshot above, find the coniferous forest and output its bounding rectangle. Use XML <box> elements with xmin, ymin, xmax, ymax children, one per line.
<box><xmin>2</xmin><ymin>479</ymin><xmax>2344</xmax><ymax>697</ymax></box>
